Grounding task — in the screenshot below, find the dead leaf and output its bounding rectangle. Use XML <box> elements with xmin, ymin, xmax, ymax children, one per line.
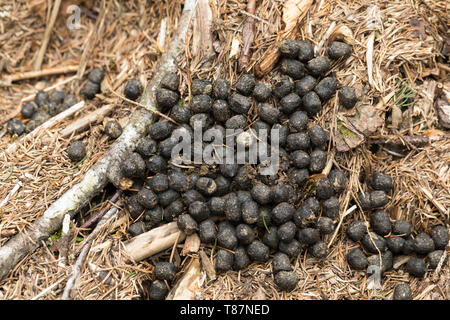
<box><xmin>349</xmin><ymin>104</ymin><xmax>384</xmax><ymax>136</ymax></box>
<box><xmin>335</xmin><ymin>120</ymin><xmax>364</xmax><ymax>152</ymax></box>
<box><xmin>255</xmin><ymin>0</ymin><xmax>313</xmax><ymax>76</ymax></box>
<box><xmin>282</xmin><ymin>0</ymin><xmax>312</xmax><ymax>35</ymax></box>
<box><xmin>230</xmin><ymin>37</ymin><xmax>241</xmax><ymax>60</ymax></box>
<box><xmin>409</xmin><ymin>18</ymin><xmax>427</xmax><ymax>40</ymax></box>
<box><xmin>328</xmin><ymin>25</ymin><xmax>354</xmax><ymax>45</ymax></box>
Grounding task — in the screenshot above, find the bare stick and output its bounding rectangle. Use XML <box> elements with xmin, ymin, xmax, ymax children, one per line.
<box><xmin>0</xmin><ymin>0</ymin><xmax>196</xmax><ymax>281</ymax></box>
<box><xmin>33</xmin><ymin>0</ymin><xmax>62</xmax><ymax>71</ymax></box>
<box><xmin>6</xmin><ymin>101</ymin><xmax>86</xmax><ymax>153</ymax></box>
<box><xmin>31</xmin><ymin>277</ymin><xmax>66</xmax><ymax>300</ymax></box>
<box><xmin>79</xmin><ymin>189</ymin><xmax>121</xmax><ymax>229</ymax></box>
<box><xmin>58</xmin><ymin>214</ymin><xmax>71</xmax><ymax>267</ymax></box>
<box><xmin>60</xmin><ymin>104</ymin><xmax>114</xmax><ymax>138</ymax></box>
<box><xmin>369</xmin><ymin>135</ymin><xmax>435</xmax><ymax>147</ymax></box>
<box><xmin>123</xmin><ymin>222</ymin><xmax>186</xmax><ymax>262</ymax></box>
<box><xmin>61</xmin><ymin>206</ymin><xmax>119</xmax><ymax>299</ymax></box>
<box><xmin>2</xmin><ymin>65</ymin><xmax>78</xmax><ymax>84</ymax></box>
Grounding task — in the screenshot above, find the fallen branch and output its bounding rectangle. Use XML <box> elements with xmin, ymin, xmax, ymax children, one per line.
<box><xmin>60</xmin><ymin>104</ymin><xmax>114</xmax><ymax>138</ymax></box>
<box><xmin>1</xmin><ymin>65</ymin><xmax>78</xmax><ymax>85</ymax></box>
<box><xmin>123</xmin><ymin>222</ymin><xmax>186</xmax><ymax>262</ymax></box>
<box><xmin>0</xmin><ymin>0</ymin><xmax>196</xmax><ymax>281</ymax></box>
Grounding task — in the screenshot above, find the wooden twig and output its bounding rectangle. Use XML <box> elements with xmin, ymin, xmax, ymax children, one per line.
<box><xmin>60</xmin><ymin>104</ymin><xmax>114</xmax><ymax>138</ymax></box>
<box><xmin>33</xmin><ymin>0</ymin><xmax>62</xmax><ymax>71</ymax></box>
<box><xmin>239</xmin><ymin>0</ymin><xmax>256</xmax><ymax>71</ymax></box>
<box><xmin>31</xmin><ymin>277</ymin><xmax>66</xmax><ymax>300</ymax></box>
<box><xmin>0</xmin><ymin>183</ymin><xmax>21</xmax><ymax>210</ymax></box>
<box><xmin>199</xmin><ymin>249</ymin><xmax>216</xmax><ymax>281</ymax></box>
<box><xmin>1</xmin><ymin>65</ymin><xmax>78</xmax><ymax>84</ymax></box>
<box><xmin>369</xmin><ymin>135</ymin><xmax>432</xmax><ymax>147</ymax></box>
<box><xmin>1</xmin><ymin>75</ymin><xmax>77</xmax><ymax>127</ymax></box>
<box><xmin>79</xmin><ymin>189</ymin><xmax>122</xmax><ymax>229</ymax></box>
<box><xmin>61</xmin><ymin>206</ymin><xmax>119</xmax><ymax>300</ymax></box>
<box><xmin>6</xmin><ymin>101</ymin><xmax>86</xmax><ymax>154</ymax></box>
<box><xmin>123</xmin><ymin>222</ymin><xmax>186</xmax><ymax>262</ymax></box>
<box><xmin>0</xmin><ymin>0</ymin><xmax>197</xmax><ymax>281</ymax></box>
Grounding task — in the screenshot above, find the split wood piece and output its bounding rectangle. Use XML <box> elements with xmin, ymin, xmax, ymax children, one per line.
<box><xmin>0</xmin><ymin>0</ymin><xmax>196</xmax><ymax>281</ymax></box>
<box><xmin>123</xmin><ymin>222</ymin><xmax>186</xmax><ymax>262</ymax></box>
<box><xmin>191</xmin><ymin>0</ymin><xmax>214</xmax><ymax>65</ymax></box>
<box><xmin>199</xmin><ymin>249</ymin><xmax>216</xmax><ymax>281</ymax></box>
<box><xmin>6</xmin><ymin>101</ymin><xmax>86</xmax><ymax>154</ymax></box>
<box><xmin>33</xmin><ymin>0</ymin><xmax>62</xmax><ymax>71</ymax></box>
<box><xmin>181</xmin><ymin>233</ymin><xmax>201</xmax><ymax>256</ymax></box>
<box><xmin>1</xmin><ymin>65</ymin><xmax>78</xmax><ymax>85</ymax></box>
<box><xmin>60</xmin><ymin>104</ymin><xmax>114</xmax><ymax>138</ymax></box>
<box><xmin>166</xmin><ymin>258</ymin><xmax>201</xmax><ymax>300</ymax></box>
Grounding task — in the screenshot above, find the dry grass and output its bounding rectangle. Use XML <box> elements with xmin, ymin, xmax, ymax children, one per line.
<box><xmin>0</xmin><ymin>0</ymin><xmax>448</xmax><ymax>300</ymax></box>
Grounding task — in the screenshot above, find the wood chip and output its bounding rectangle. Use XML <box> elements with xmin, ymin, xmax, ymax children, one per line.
<box><xmin>181</xmin><ymin>233</ymin><xmax>201</xmax><ymax>256</ymax></box>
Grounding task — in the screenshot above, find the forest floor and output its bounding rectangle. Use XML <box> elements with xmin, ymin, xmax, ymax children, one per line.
<box><xmin>0</xmin><ymin>0</ymin><xmax>448</xmax><ymax>300</ymax></box>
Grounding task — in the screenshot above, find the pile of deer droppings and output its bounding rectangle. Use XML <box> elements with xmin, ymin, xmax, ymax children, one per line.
<box><xmin>6</xmin><ymin>68</ymin><xmax>108</xmax><ymax>139</ymax></box>
<box><xmin>346</xmin><ymin>171</ymin><xmax>448</xmax><ymax>299</ymax></box>
<box><xmin>60</xmin><ymin>38</ymin><xmax>447</xmax><ymax>299</ymax></box>
<box><xmin>97</xmin><ymin>38</ymin><xmax>360</xmax><ymax>298</ymax></box>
